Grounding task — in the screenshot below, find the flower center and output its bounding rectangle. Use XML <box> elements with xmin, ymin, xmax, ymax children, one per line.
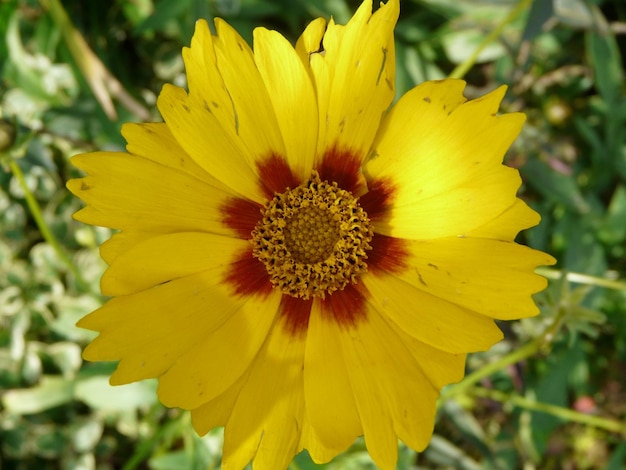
<box><xmin>251</xmin><ymin>171</ymin><xmax>373</xmax><ymax>299</ymax></box>
<box><xmin>283</xmin><ymin>205</ymin><xmax>340</xmax><ymax>264</ymax></box>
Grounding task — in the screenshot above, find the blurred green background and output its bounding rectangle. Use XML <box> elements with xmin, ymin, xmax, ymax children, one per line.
<box><xmin>1</xmin><ymin>0</ymin><xmax>625</xmax><ymax>469</ymax></box>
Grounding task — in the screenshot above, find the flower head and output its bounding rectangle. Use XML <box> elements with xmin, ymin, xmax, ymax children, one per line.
<box><xmin>67</xmin><ymin>1</ymin><xmax>555</xmax><ymax>468</ymax></box>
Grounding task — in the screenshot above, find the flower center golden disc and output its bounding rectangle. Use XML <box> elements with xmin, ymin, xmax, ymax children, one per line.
<box><xmin>251</xmin><ymin>171</ymin><xmax>373</xmax><ymax>299</ymax></box>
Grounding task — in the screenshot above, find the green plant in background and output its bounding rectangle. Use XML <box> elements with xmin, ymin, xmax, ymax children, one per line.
<box><xmin>1</xmin><ymin>0</ymin><xmax>625</xmax><ymax>469</ymax></box>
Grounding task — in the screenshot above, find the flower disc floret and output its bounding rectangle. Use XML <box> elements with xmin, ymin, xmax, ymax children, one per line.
<box><xmin>251</xmin><ymin>171</ymin><xmax>373</xmax><ymax>299</ymax></box>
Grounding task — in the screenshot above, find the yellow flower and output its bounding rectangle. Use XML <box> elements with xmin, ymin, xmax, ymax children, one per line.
<box><xmin>67</xmin><ymin>1</ymin><xmax>555</xmax><ymax>469</ymax></box>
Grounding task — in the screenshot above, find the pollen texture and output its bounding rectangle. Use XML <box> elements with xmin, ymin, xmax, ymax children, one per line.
<box><xmin>252</xmin><ymin>172</ymin><xmax>373</xmax><ymax>299</ymax></box>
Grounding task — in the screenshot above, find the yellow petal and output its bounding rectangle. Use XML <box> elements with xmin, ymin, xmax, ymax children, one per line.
<box><xmin>307</xmin><ymin>0</ymin><xmax>399</xmax><ymax>159</ymax></box>
<box><xmin>295</xmin><ymin>17</ymin><xmax>327</xmax><ymax>67</ymax></box>
<box><xmin>157</xmin><ymin>84</ymin><xmax>267</xmax><ymax>203</ymax></box>
<box><xmin>254</xmin><ymin>27</ymin><xmax>318</xmax><ymax>180</ymax></box>
<box><xmin>165</xmin><ymin>19</ymin><xmax>289</xmax><ymax>201</ymax></box>
<box><xmin>219</xmin><ymin>317</ymin><xmax>307</xmax><ymax>470</ymax></box>
<box><xmin>78</xmin><ymin>269</ymin><xmax>263</xmax><ymax>385</ymax></box>
<box><xmin>303</xmin><ymin>300</ymin><xmax>362</xmax><ymax>453</ymax></box>
<box><xmin>468</xmin><ymin>198</ymin><xmax>541</xmax><ymax>240</ymax></box>
<box><xmin>211</xmin><ymin>18</ymin><xmax>286</xmax><ymax>158</ymax></box>
<box><xmin>99</xmin><ymin>231</ymin><xmax>153</xmax><ymax>265</ymax></box>
<box><xmin>392</xmin><ymin>237</ymin><xmax>555</xmax><ymax>320</ymax></box>
<box><xmin>181</xmin><ymin>18</ymin><xmax>243</xmax><ymax>148</ymax></box>
<box><xmin>361</xmin><ymin>271</ymin><xmax>504</xmax><ymax>353</ymax></box>
<box><xmin>296</xmin><ymin>18</ymin><xmax>330</xmax><ymax>163</ymax></box>
<box><xmin>338</xmin><ymin>306</ymin><xmax>440</xmax><ymax>469</ymax></box>
<box><xmin>121</xmin><ymin>122</ymin><xmax>230</xmax><ymax>190</ymax></box>
<box><xmin>365</xmin><ymin>307</ymin><xmax>466</xmax><ymax>452</ymax></box>
<box><xmin>193</xmin><ymin>355</ymin><xmax>348</xmax><ymax>467</ymax></box>
<box><xmin>298</xmin><ymin>420</ymin><xmax>348</xmax><ymax>465</ymax></box>
<box><xmin>366</xmin><ymin>82</ymin><xmax>527</xmax><ymax>239</ymax></box>
<box><xmin>67</xmin><ymin>152</ymin><xmax>233</xmax><ymax>234</ymax></box>
<box><xmin>371</xmin><ymin>79</ymin><xmax>468</xmax><ymax>145</ymax></box>
<box><xmin>386</xmin><ymin>320</ymin><xmax>467</xmax><ymax>391</ymax></box>
<box><xmin>101</xmin><ymin>232</ymin><xmax>249</xmax><ymax>296</ymax></box>
<box><xmin>191</xmin><ymin>369</ymin><xmax>248</xmax><ymax>434</ymax></box>
<box><xmin>383</xmin><ymin>167</ymin><xmax>521</xmax><ymax>239</ymax></box>
<box><xmin>157</xmin><ymin>288</ymin><xmax>281</xmax><ymax>409</ymax></box>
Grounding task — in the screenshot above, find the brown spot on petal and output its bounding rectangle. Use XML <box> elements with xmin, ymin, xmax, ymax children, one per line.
<box><xmin>257</xmin><ymin>153</ymin><xmax>301</xmax><ymax>199</ymax></box>
<box><xmin>359</xmin><ymin>178</ymin><xmax>394</xmax><ymax>224</ymax></box>
<box><xmin>368</xmin><ymin>235</ymin><xmax>408</xmax><ymax>274</ymax></box>
<box><xmin>224</xmin><ymin>248</ymin><xmax>273</xmax><ymax>297</ymax></box>
<box><xmin>317</xmin><ymin>145</ymin><xmax>365</xmax><ymax>195</ymax></box>
<box><xmin>319</xmin><ymin>284</ymin><xmax>368</xmax><ymax>330</ymax></box>
<box><xmin>220</xmin><ymin>197</ymin><xmax>263</xmax><ymax>239</ymax></box>
<box><xmin>279</xmin><ymin>284</ymin><xmax>368</xmax><ymax>336</ymax></box>
<box><xmin>279</xmin><ymin>295</ymin><xmax>313</xmax><ymax>337</ymax></box>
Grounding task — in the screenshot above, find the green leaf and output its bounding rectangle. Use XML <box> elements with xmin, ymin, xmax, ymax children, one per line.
<box><xmin>586</xmin><ymin>27</ymin><xmax>624</xmax><ymax>104</ymax></box>
<box><xmin>34</xmin><ymin>427</ymin><xmax>67</xmax><ymax>458</ymax></box>
<box><xmin>424</xmin><ymin>434</ymin><xmax>481</xmax><ymax>470</ymax></box>
<box><xmin>74</xmin><ymin>375</ymin><xmax>158</xmax><ymax>411</ymax></box>
<box><xmin>559</xmin><ymin>217</ymin><xmax>607</xmax><ymax>274</ymax></box>
<box><xmin>553</xmin><ymin>0</ymin><xmax>594</xmax><ymax>28</ymax></box>
<box><xmin>521</xmin><ymin>0</ymin><xmax>553</xmax><ymax>43</ymax></box>
<box><xmin>5</xmin><ymin>12</ymin><xmax>76</xmax><ymax>107</ymax></box>
<box><xmin>121</xmin><ymin>0</ymin><xmax>154</xmax><ymax>27</ymax></box>
<box><xmin>529</xmin><ymin>342</ymin><xmax>585</xmax><ymax>455</ymax></box>
<box><xmin>46</xmin><ymin>341</ymin><xmax>83</xmax><ymax>377</ymax></box>
<box><xmin>606</xmin><ymin>442</ymin><xmax>626</xmax><ymax>470</ymax></box>
<box><xmin>442</xmin><ymin>28</ymin><xmax>506</xmax><ymax>65</ymax></box>
<box><xmin>440</xmin><ymin>400</ymin><xmax>494</xmax><ymax>460</ymax></box>
<box><xmin>0</xmin><ymin>423</ymin><xmax>29</xmax><ymax>458</ymax></box>
<box><xmin>599</xmin><ymin>185</ymin><xmax>626</xmax><ymax>245</ymax></box>
<box><xmin>134</xmin><ymin>0</ymin><xmax>192</xmax><ymax>35</ymax></box>
<box><xmin>2</xmin><ymin>376</ymin><xmax>74</xmax><ymax>414</ymax></box>
<box><xmin>70</xmin><ymin>419</ymin><xmax>103</xmax><ymax>453</ymax></box>
<box><xmin>616</xmin><ymin>143</ymin><xmax>626</xmax><ymax>185</ymax></box>
<box><xmin>522</xmin><ymin>159</ymin><xmax>590</xmax><ymax>214</ymax></box>
<box><xmin>50</xmin><ymin>294</ymin><xmax>101</xmax><ymax>343</ymax></box>
<box><xmin>149</xmin><ymin>450</ymin><xmax>194</xmax><ymax>470</ymax></box>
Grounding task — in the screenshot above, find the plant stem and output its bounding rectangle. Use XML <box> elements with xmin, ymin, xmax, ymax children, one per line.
<box><xmin>471</xmin><ymin>387</ymin><xmax>626</xmax><ymax>434</ymax></box>
<box><xmin>537</xmin><ymin>267</ymin><xmax>626</xmax><ymax>291</ymax></box>
<box><xmin>8</xmin><ymin>157</ymin><xmax>91</xmax><ymax>293</ymax></box>
<box><xmin>448</xmin><ymin>0</ymin><xmax>533</xmax><ymax>80</ymax></box>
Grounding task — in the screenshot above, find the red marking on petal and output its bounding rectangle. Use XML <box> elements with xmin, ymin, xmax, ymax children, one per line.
<box><xmin>224</xmin><ymin>248</ymin><xmax>273</xmax><ymax>297</ymax></box>
<box><xmin>359</xmin><ymin>178</ymin><xmax>394</xmax><ymax>224</ymax></box>
<box><xmin>319</xmin><ymin>284</ymin><xmax>367</xmax><ymax>329</ymax></box>
<box><xmin>257</xmin><ymin>153</ymin><xmax>300</xmax><ymax>199</ymax></box>
<box><xmin>368</xmin><ymin>235</ymin><xmax>408</xmax><ymax>274</ymax></box>
<box><xmin>317</xmin><ymin>146</ymin><xmax>364</xmax><ymax>194</ymax></box>
<box><xmin>279</xmin><ymin>295</ymin><xmax>313</xmax><ymax>337</ymax></box>
<box><xmin>220</xmin><ymin>198</ymin><xmax>263</xmax><ymax>239</ymax></box>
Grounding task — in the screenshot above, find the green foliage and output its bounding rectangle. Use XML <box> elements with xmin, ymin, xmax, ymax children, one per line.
<box><xmin>1</xmin><ymin>0</ymin><xmax>625</xmax><ymax>469</ymax></box>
